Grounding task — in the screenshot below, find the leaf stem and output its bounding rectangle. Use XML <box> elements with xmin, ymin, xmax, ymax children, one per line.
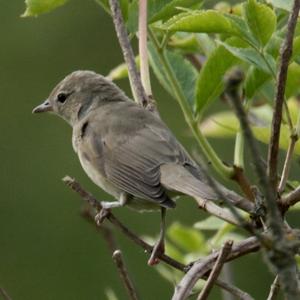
<box><xmin>149</xmin><ymin>29</ymin><xmax>234</xmax><ymax>179</ymax></box>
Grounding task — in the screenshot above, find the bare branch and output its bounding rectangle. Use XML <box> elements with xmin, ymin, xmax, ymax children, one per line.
<box><xmin>278</xmin><ymin>134</ymin><xmax>298</xmax><ymax>193</ymax></box>
<box><xmin>267</xmin><ymin>276</ymin><xmax>280</xmax><ymax>300</ymax></box>
<box><xmin>280</xmin><ymin>186</ymin><xmax>300</xmax><ymax>208</ymax></box>
<box><xmin>0</xmin><ymin>287</ymin><xmax>12</xmax><ymax>300</ymax></box>
<box><xmin>172</xmin><ymin>237</ymin><xmax>260</xmax><ymax>300</ymax></box>
<box><xmin>224</xmin><ymin>69</ymin><xmax>300</xmax><ymax>299</ymax></box>
<box><xmin>108</xmin><ymin>0</ymin><xmax>148</xmax><ymax>108</ymax></box>
<box><xmin>267</xmin><ymin>0</ymin><xmax>300</xmax><ymax>190</ymax></box>
<box><xmin>63</xmin><ymin>176</ymin><xmax>187</xmax><ymax>272</ymax></box>
<box><xmin>197</xmin><ymin>240</ymin><xmax>233</xmax><ymax>300</ymax></box>
<box><xmin>112</xmin><ymin>250</ymin><xmax>139</xmax><ymax>300</ymax></box>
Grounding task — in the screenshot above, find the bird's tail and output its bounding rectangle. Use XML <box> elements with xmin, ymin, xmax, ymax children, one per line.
<box><xmin>160</xmin><ymin>163</ymin><xmax>253</xmax><ymax>213</ymax></box>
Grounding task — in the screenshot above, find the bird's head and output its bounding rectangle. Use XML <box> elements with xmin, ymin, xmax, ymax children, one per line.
<box><xmin>32</xmin><ymin>70</ymin><xmax>128</xmax><ymax>125</ymax></box>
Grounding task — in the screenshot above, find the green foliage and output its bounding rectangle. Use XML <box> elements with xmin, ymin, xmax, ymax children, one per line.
<box><xmin>22</xmin><ymin>0</ymin><xmax>68</xmax><ymax>17</ymax></box>
<box><xmin>244</xmin><ymin>0</ymin><xmax>277</xmax><ymax>46</ymax></box>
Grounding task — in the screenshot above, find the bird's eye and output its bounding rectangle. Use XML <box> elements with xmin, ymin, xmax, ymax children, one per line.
<box><xmin>57</xmin><ymin>93</ymin><xmax>68</xmax><ymax>103</ymax></box>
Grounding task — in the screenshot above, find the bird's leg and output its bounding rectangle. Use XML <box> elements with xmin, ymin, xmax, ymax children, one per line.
<box><xmin>148</xmin><ymin>207</ymin><xmax>166</xmax><ymax>266</ymax></box>
<box><xmin>95</xmin><ymin>193</ymin><xmax>128</xmax><ymax>225</ymax></box>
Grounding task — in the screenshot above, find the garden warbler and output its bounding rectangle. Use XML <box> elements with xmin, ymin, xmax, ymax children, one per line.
<box><xmin>33</xmin><ymin>71</ymin><xmax>240</xmax><ymax>265</ymax></box>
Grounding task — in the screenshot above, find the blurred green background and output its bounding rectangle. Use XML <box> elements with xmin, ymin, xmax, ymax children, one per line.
<box><xmin>0</xmin><ymin>1</ymin><xmax>296</xmax><ymax>299</ymax></box>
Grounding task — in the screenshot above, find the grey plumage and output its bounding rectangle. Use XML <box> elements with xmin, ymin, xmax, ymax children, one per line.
<box><xmin>33</xmin><ymin>70</ymin><xmax>242</xmax><ymax>212</ymax></box>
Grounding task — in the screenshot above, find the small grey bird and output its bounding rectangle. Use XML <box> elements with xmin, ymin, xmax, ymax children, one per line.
<box><xmin>33</xmin><ymin>71</ymin><xmax>242</xmax><ymax>265</ymax></box>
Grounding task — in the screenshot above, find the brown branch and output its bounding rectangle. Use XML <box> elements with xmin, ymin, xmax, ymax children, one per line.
<box><xmin>64</xmin><ymin>176</ymin><xmax>257</xmax><ymax>299</ymax></box>
<box><xmin>280</xmin><ymin>186</ymin><xmax>300</xmax><ymax>208</ymax></box>
<box><xmin>112</xmin><ymin>250</ymin><xmax>139</xmax><ymax>300</ymax></box>
<box><xmin>224</xmin><ymin>69</ymin><xmax>300</xmax><ymax>299</ymax></box>
<box><xmin>63</xmin><ymin>176</ymin><xmax>186</xmax><ymax>271</ymax></box>
<box><xmin>267</xmin><ymin>0</ymin><xmax>300</xmax><ymax>190</ymax></box>
<box><xmin>267</xmin><ymin>276</ymin><xmax>280</xmax><ymax>300</ymax></box>
<box><xmin>172</xmin><ymin>237</ymin><xmax>260</xmax><ymax>300</ymax></box>
<box><xmin>197</xmin><ymin>240</ymin><xmax>233</xmax><ymax>300</ymax></box>
<box><xmin>108</xmin><ymin>0</ymin><xmax>148</xmax><ymax>108</ymax></box>
<box><xmin>0</xmin><ymin>287</ymin><xmax>12</xmax><ymax>300</ymax></box>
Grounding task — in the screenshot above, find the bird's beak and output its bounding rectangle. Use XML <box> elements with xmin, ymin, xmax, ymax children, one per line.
<box><xmin>32</xmin><ymin>99</ymin><xmax>53</xmax><ymax>113</ymax></box>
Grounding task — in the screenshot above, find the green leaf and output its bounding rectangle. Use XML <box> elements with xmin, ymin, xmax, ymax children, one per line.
<box><xmin>148</xmin><ymin>43</ymin><xmax>197</xmax><ymax>107</ymax></box>
<box><xmin>160</xmin><ymin>10</ymin><xmax>240</xmax><ymax>35</ymax></box>
<box><xmin>286</xmin><ymin>62</ymin><xmax>300</xmax><ymax>98</ymax></box>
<box><xmin>195</xmin><ymin>38</ymin><xmax>240</xmax><ymax>113</ymax></box>
<box><xmin>107</xmin><ymin>57</ymin><xmax>140</xmax><ymax>80</ymax></box>
<box><xmin>292</xmin><ymin>36</ymin><xmax>300</xmax><ymax>64</ymax></box>
<box><xmin>105</xmin><ymin>289</ymin><xmax>119</xmax><ymax>300</ymax></box>
<box><xmin>266</xmin><ymin>0</ymin><xmax>293</xmax><ymax>12</ymax></box>
<box><xmin>219</xmin><ymin>41</ymin><xmax>276</xmax><ymax>74</ymax></box>
<box><xmin>95</xmin><ymin>0</ymin><xmax>110</xmax><ymax>14</ymax></box>
<box><xmin>200</xmin><ymin>111</ymin><xmax>239</xmax><ymax>138</ymax></box>
<box><xmin>245</xmin><ymin>66</ymin><xmax>271</xmax><ymax>99</ymax></box>
<box><xmin>167</xmin><ymin>222</ymin><xmax>207</xmax><ymax>252</ymax></box>
<box><xmin>194</xmin><ymin>216</ymin><xmax>226</xmax><ymax>230</ymax></box>
<box><xmin>244</xmin><ymin>0</ymin><xmax>276</xmax><ymax>46</ymax></box>
<box><xmin>22</xmin><ymin>0</ymin><xmax>68</xmax><ymax>16</ymax></box>
<box><xmin>149</xmin><ymin>0</ymin><xmax>202</xmax><ymax>23</ymax></box>
<box><xmin>253</xmin><ymin>125</ymin><xmax>300</xmax><ymax>155</ymax></box>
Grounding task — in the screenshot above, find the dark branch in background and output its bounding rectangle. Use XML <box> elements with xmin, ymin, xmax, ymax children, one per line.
<box><xmin>0</xmin><ymin>287</ymin><xmax>12</xmax><ymax>300</ymax></box>
<box><xmin>108</xmin><ymin>0</ymin><xmax>149</xmax><ymax>108</ymax></box>
<box><xmin>267</xmin><ymin>276</ymin><xmax>280</xmax><ymax>300</ymax></box>
<box><xmin>197</xmin><ymin>240</ymin><xmax>233</xmax><ymax>300</ymax></box>
<box><xmin>267</xmin><ymin>0</ymin><xmax>300</xmax><ymax>190</ymax></box>
<box><xmin>81</xmin><ymin>207</ymin><xmax>139</xmax><ymax>300</ymax></box>
<box><xmin>224</xmin><ymin>69</ymin><xmax>300</xmax><ymax>298</ymax></box>
<box><xmin>172</xmin><ymin>237</ymin><xmax>259</xmax><ymax>300</ymax></box>
<box><xmin>63</xmin><ymin>176</ymin><xmax>256</xmax><ymax>299</ymax></box>
<box><xmin>112</xmin><ymin>250</ymin><xmax>139</xmax><ymax>300</ymax></box>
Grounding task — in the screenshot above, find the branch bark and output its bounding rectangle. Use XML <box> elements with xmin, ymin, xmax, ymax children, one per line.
<box><xmin>112</xmin><ymin>250</ymin><xmax>139</xmax><ymax>300</ymax></box>
<box><xmin>197</xmin><ymin>240</ymin><xmax>233</xmax><ymax>300</ymax></box>
<box><xmin>108</xmin><ymin>0</ymin><xmax>148</xmax><ymax>108</ymax></box>
<box><xmin>267</xmin><ymin>0</ymin><xmax>300</xmax><ymax>191</ymax></box>
<box><xmin>267</xmin><ymin>276</ymin><xmax>280</xmax><ymax>300</ymax></box>
<box><xmin>172</xmin><ymin>237</ymin><xmax>259</xmax><ymax>300</ymax></box>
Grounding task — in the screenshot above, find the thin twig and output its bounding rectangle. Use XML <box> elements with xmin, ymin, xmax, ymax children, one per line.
<box><xmin>0</xmin><ymin>287</ymin><xmax>12</xmax><ymax>300</ymax></box>
<box><xmin>197</xmin><ymin>240</ymin><xmax>233</xmax><ymax>300</ymax></box>
<box><xmin>224</xmin><ymin>69</ymin><xmax>300</xmax><ymax>298</ymax></box>
<box><xmin>172</xmin><ymin>237</ymin><xmax>260</xmax><ymax>300</ymax></box>
<box><xmin>267</xmin><ymin>0</ymin><xmax>300</xmax><ymax>190</ymax></box>
<box><xmin>138</xmin><ymin>0</ymin><xmax>151</xmax><ymax>97</ymax></box>
<box><xmin>109</xmin><ymin>0</ymin><xmax>148</xmax><ymax>108</ymax></box>
<box><xmin>280</xmin><ymin>185</ymin><xmax>300</xmax><ymax>208</ymax></box>
<box><xmin>278</xmin><ymin>134</ymin><xmax>298</xmax><ymax>193</ymax></box>
<box><xmin>63</xmin><ymin>176</ymin><xmax>186</xmax><ymax>271</ymax></box>
<box><xmin>112</xmin><ymin>250</ymin><xmax>139</xmax><ymax>300</ymax></box>
<box><xmin>63</xmin><ymin>176</ymin><xmax>257</xmax><ymax>300</ymax></box>
<box><xmin>267</xmin><ymin>276</ymin><xmax>280</xmax><ymax>300</ymax></box>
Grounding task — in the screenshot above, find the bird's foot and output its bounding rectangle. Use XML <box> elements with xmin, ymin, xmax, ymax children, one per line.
<box><xmin>94</xmin><ymin>207</ymin><xmax>110</xmax><ymax>225</ymax></box>
<box><xmin>148</xmin><ymin>240</ymin><xmax>165</xmax><ymax>266</ymax></box>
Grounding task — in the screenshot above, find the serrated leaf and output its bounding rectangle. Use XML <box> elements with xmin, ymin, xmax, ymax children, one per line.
<box><xmin>245</xmin><ymin>66</ymin><xmax>271</xmax><ymax>99</ymax></box>
<box><xmin>160</xmin><ymin>10</ymin><xmax>240</xmax><ymax>35</ymax></box>
<box><xmin>266</xmin><ymin>0</ymin><xmax>293</xmax><ymax>12</ymax></box>
<box><xmin>22</xmin><ymin>0</ymin><xmax>68</xmax><ymax>17</ymax></box>
<box><xmin>195</xmin><ymin>38</ymin><xmax>241</xmax><ymax>113</ymax></box>
<box><xmin>148</xmin><ymin>42</ymin><xmax>197</xmax><ymax>107</ymax></box>
<box><xmin>244</xmin><ymin>0</ymin><xmax>276</xmax><ymax>46</ymax></box>
<box><xmin>167</xmin><ymin>222</ymin><xmax>207</xmax><ymax>252</ymax></box>
<box><xmin>194</xmin><ymin>216</ymin><xmax>226</xmax><ymax>230</ymax></box>
<box><xmin>219</xmin><ymin>41</ymin><xmax>276</xmax><ymax>74</ymax></box>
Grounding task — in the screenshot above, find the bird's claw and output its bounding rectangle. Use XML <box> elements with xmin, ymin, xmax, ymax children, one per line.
<box><xmin>94</xmin><ymin>208</ymin><xmax>110</xmax><ymax>225</ymax></box>
<box><xmin>147</xmin><ymin>241</ymin><xmax>165</xmax><ymax>266</ymax></box>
